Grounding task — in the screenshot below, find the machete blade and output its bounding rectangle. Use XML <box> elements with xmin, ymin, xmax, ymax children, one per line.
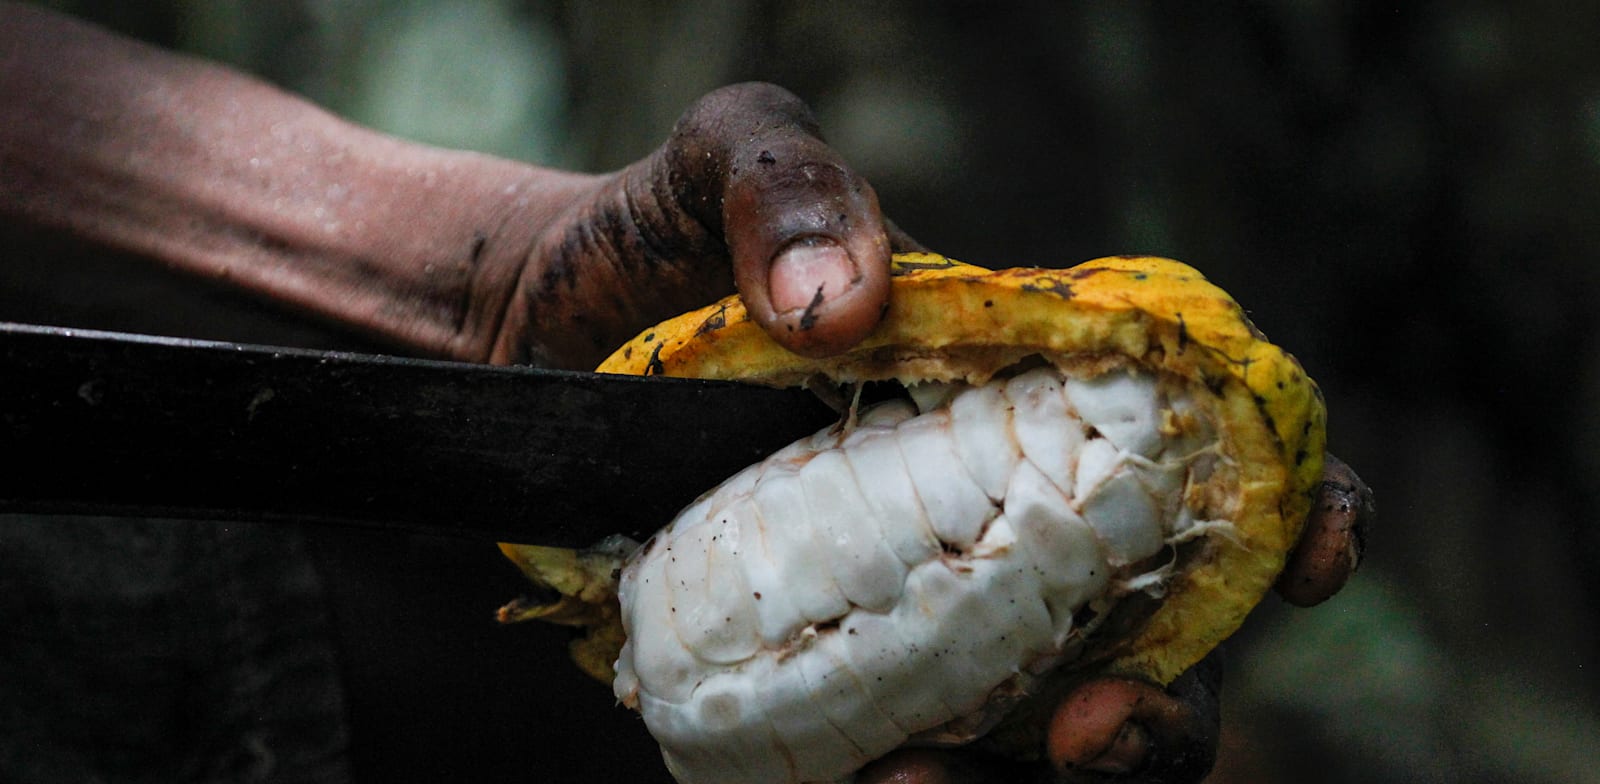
<box><xmin>0</xmin><ymin>322</ymin><xmax>838</xmax><ymax>546</ymax></box>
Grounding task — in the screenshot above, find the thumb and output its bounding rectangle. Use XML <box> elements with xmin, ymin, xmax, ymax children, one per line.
<box><xmin>664</xmin><ymin>82</ymin><xmax>892</xmax><ymax>357</ymax></box>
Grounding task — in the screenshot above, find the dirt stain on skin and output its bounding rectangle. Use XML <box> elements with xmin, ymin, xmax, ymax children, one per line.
<box><xmin>798</xmin><ymin>285</ymin><xmax>825</xmax><ymax>330</ymax></box>
<box><xmin>536</xmin><ymin>254</ymin><xmax>579</xmax><ymax>299</ymax></box>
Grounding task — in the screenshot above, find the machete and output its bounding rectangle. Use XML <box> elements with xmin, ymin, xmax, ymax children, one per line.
<box><xmin>0</xmin><ymin>322</ymin><xmax>838</xmax><ymax>547</ymax></box>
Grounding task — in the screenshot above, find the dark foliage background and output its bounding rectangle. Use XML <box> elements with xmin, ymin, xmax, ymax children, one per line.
<box><xmin>9</xmin><ymin>1</ymin><xmax>1600</xmax><ymax>782</ymax></box>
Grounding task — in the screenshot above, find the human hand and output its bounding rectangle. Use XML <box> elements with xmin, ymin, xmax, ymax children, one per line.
<box><xmin>855</xmin><ymin>455</ymin><xmax>1374</xmax><ymax>784</ymax></box>
<box><xmin>0</xmin><ymin>9</ymin><xmax>906</xmax><ymax>368</ymax></box>
<box><xmin>487</xmin><ymin>82</ymin><xmax>922</xmax><ymax>370</ymax></box>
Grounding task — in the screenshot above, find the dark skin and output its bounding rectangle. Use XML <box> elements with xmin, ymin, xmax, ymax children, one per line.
<box><xmin>0</xmin><ymin>4</ymin><xmax>1373</xmax><ymax>782</ymax></box>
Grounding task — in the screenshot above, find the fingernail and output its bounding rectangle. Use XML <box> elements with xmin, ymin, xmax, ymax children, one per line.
<box><xmin>769</xmin><ymin>238</ymin><xmax>857</xmax><ymax>315</ymax></box>
<box><xmin>1076</xmin><ymin>721</ymin><xmax>1150</xmax><ymax>775</ymax></box>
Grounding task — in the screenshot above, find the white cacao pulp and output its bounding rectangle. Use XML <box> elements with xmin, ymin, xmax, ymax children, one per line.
<box><xmin>612</xmin><ymin>365</ymin><xmax>1230</xmax><ymax>784</ymax></box>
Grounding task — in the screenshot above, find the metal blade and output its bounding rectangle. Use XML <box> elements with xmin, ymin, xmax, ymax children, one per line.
<box><xmin>0</xmin><ymin>322</ymin><xmax>837</xmax><ymax>546</ymax></box>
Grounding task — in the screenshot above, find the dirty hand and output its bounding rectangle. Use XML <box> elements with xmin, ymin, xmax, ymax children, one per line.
<box><xmin>856</xmin><ymin>455</ymin><xmax>1373</xmax><ymax>784</ymax></box>
<box><xmin>0</xmin><ymin>10</ymin><xmax>904</xmax><ymax>371</ymax></box>
<box><xmin>488</xmin><ymin>82</ymin><xmax>920</xmax><ymax>370</ymax></box>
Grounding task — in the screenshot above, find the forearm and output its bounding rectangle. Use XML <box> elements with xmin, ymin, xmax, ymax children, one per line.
<box><xmin>0</xmin><ymin>2</ymin><xmax>598</xmax><ymax>360</ymax></box>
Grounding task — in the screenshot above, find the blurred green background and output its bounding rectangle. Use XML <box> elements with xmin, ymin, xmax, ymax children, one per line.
<box><xmin>19</xmin><ymin>1</ymin><xmax>1600</xmax><ymax>781</ymax></box>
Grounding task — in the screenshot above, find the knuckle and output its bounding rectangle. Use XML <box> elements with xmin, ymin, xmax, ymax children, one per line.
<box><xmin>675</xmin><ymin>82</ymin><xmax>817</xmax><ymax>143</ymax></box>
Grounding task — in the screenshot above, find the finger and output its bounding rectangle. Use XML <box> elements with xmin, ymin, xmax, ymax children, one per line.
<box><xmin>666</xmin><ymin>82</ymin><xmax>893</xmax><ymax>357</ymax></box>
<box><xmin>857</xmin><ymin>748</ymin><xmax>992</xmax><ymax>784</ymax></box>
<box><xmin>1049</xmin><ymin>655</ymin><xmax>1223</xmax><ymax>784</ymax></box>
<box><xmin>1274</xmin><ymin>453</ymin><xmax>1375</xmax><ymax>607</ymax></box>
<box><xmin>855</xmin><ymin>748</ymin><xmax>1031</xmax><ymax>784</ymax></box>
